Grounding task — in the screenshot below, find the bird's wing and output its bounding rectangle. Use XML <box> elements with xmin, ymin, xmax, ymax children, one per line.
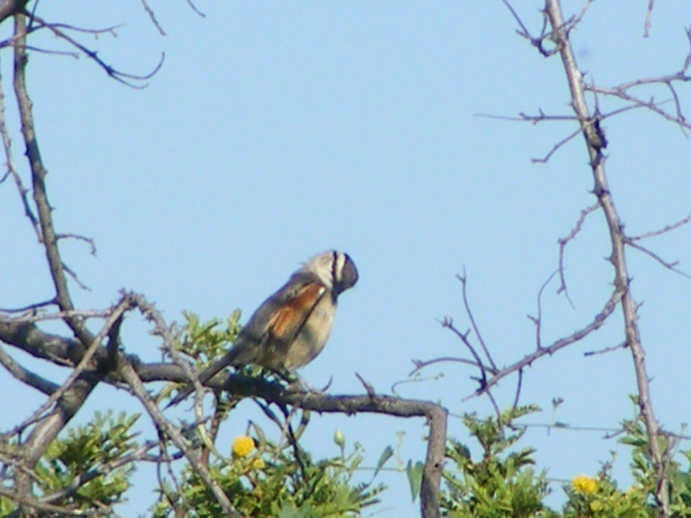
<box><xmin>261</xmin><ymin>280</ymin><xmax>327</xmax><ymax>353</ymax></box>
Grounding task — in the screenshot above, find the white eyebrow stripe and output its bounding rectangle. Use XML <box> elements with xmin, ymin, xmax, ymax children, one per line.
<box><xmin>334</xmin><ymin>251</ymin><xmax>346</xmax><ymax>282</ymax></box>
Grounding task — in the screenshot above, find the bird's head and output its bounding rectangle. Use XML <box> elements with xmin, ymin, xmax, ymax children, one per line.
<box><xmin>303</xmin><ymin>250</ymin><xmax>358</xmax><ymax>295</ymax></box>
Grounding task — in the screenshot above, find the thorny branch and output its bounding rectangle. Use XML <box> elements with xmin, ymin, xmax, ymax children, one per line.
<box><xmin>543</xmin><ymin>0</ymin><xmax>669</xmax><ymax>513</ymax></box>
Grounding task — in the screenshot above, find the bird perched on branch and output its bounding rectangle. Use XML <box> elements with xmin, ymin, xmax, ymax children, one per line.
<box><xmin>168</xmin><ymin>250</ymin><xmax>358</xmax><ymax>406</ymax></box>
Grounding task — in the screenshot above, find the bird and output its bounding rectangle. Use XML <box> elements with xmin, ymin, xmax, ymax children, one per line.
<box><xmin>167</xmin><ymin>250</ymin><xmax>358</xmax><ymax>406</ymax></box>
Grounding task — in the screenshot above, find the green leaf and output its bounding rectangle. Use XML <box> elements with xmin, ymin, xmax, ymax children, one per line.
<box><xmin>406</xmin><ymin>460</ymin><xmax>424</xmax><ymax>502</ymax></box>
<box><xmin>374</xmin><ymin>445</ymin><xmax>393</xmax><ymax>479</ymax></box>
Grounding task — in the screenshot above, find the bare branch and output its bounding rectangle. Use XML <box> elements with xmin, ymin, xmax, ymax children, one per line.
<box><xmin>0</xmin><ymin>71</ymin><xmax>41</xmax><ymax>242</ymax></box>
<box><xmin>0</xmin><ymin>345</ymin><xmax>60</xmax><ymax>395</ymax></box>
<box><xmin>1</xmin><ymin>309</ymin><xmax>110</xmax><ymax>323</ymax></box>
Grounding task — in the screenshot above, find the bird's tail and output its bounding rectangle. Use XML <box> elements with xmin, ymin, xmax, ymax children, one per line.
<box><xmin>165</xmin><ymin>349</ymin><xmax>239</xmax><ymax>408</ymax></box>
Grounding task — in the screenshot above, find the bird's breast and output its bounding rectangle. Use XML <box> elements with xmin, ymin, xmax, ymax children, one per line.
<box><xmin>283</xmin><ymin>294</ymin><xmax>336</xmax><ymax>370</ymax></box>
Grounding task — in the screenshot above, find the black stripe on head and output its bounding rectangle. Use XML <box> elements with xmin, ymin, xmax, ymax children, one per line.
<box><xmin>332</xmin><ymin>252</ymin><xmax>358</xmax><ymax>294</ymax></box>
<box><xmin>331</xmin><ymin>250</ymin><xmax>338</xmax><ymax>285</ymax></box>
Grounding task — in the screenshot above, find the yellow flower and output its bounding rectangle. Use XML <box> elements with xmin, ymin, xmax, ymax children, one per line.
<box><xmin>251</xmin><ymin>458</ymin><xmax>265</xmax><ymax>470</ymax></box>
<box><xmin>572</xmin><ymin>475</ymin><xmax>598</xmax><ymax>494</ymax></box>
<box><xmin>232</xmin><ymin>436</ymin><xmax>255</xmax><ymax>458</ymax></box>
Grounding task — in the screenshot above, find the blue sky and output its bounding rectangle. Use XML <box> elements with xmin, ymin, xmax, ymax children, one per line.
<box><xmin>1</xmin><ymin>2</ymin><xmax>690</xmax><ymax>516</ymax></box>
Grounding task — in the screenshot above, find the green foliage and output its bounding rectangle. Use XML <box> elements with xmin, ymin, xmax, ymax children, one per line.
<box><xmin>152</xmin><ymin>431</ymin><xmax>385</xmax><ymax>518</ymax></box>
<box><xmin>615</xmin><ymin>399</ymin><xmax>691</xmax><ymax>517</ymax></box>
<box><xmin>0</xmin><ymin>411</ymin><xmax>139</xmax><ymax>514</ymax></box>
<box><xmin>441</xmin><ymin>405</ymin><xmax>556</xmax><ymax>518</ymax></box>
<box><xmin>174</xmin><ymin>310</ymin><xmax>243</xmax><ymax>366</ymax></box>
<box><xmin>439</xmin><ymin>402</ymin><xmax>691</xmax><ymax>518</ymax></box>
<box><xmin>562</xmin><ymin>472</ymin><xmax>651</xmax><ymax>518</ymax></box>
<box><xmin>37</xmin><ymin>411</ymin><xmax>139</xmax><ymax>507</ymax></box>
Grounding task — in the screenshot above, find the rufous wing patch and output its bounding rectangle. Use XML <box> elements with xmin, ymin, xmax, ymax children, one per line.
<box><xmin>267</xmin><ymin>282</ymin><xmax>326</xmax><ymax>342</ymax></box>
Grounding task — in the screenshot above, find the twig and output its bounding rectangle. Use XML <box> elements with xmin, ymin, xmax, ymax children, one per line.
<box><xmin>457</xmin><ymin>272</ymin><xmax>496</xmax><ymax>371</ymax></box>
<box><xmin>9</xmin><ymin>296</ymin><xmax>133</xmax><ymax>436</ymax></box>
<box><xmin>409</xmin><ymin>356</ymin><xmax>490</xmax><ymax>376</ymax></box>
<box><xmin>463</xmin><ymin>287</ymin><xmax>623</xmax><ymax>401</ymax></box>
<box><xmin>0</xmin><ymin>298</ymin><xmax>56</xmax><ymax>313</ymax></box>
<box><xmin>587</xmin><ymin>85</ymin><xmax>691</xmax><ymax>133</ymax></box>
<box><xmin>440</xmin><ymin>317</ymin><xmax>488</xmax><ymax>386</ymax></box>
<box><xmin>139</xmin><ymin>0</ymin><xmax>166</xmax><ymax>35</ymax></box>
<box><xmin>56</xmin><ymin>233</ymin><xmax>97</xmax><ymax>255</ymax></box>
<box><xmin>584</xmin><ymin>340</ymin><xmax>628</xmax><ymax>357</ymax></box>
<box><xmin>629</xmin><ymin>212</ymin><xmax>691</xmax><ymax>241</ymax></box>
<box><xmin>510</xmin><ymin>368</ymin><xmax>523</xmax><ymax>415</ymax></box>
<box><xmin>500</xmin><ymin>0</ymin><xmax>557</xmax><ymax>56</ymax></box>
<box><xmin>643</xmin><ymin>0</ymin><xmax>656</xmax><ymax>37</ymax></box>
<box><xmin>557</xmin><ymin>203</ymin><xmax>599</xmax><ymax>306</ymax></box>
<box><xmin>474</xmin><ymin>109</ymin><xmax>576</xmax><ymax>123</ymax></box>
<box><xmin>20</xmin><ymin>44</ymin><xmax>79</xmax><ymax>57</ymax></box>
<box><xmin>185</xmin><ymin>0</ymin><xmax>206</xmax><ymax>18</ymax></box>
<box><xmin>355</xmin><ymin>372</ymin><xmax>376</xmax><ymax>397</ymax></box>
<box><xmin>624</xmin><ymin>239</ymin><xmax>691</xmax><ymax>279</ymax></box>
<box><xmin>531</xmin><ymin>126</ymin><xmax>582</xmax><ymax>163</ymax></box>
<box><xmin>27</xmin><ymin>12</ymin><xmax>164</xmax><ymax>88</ymax></box>
<box><xmin>61</xmin><ymin>260</ymin><xmax>91</xmax><ymax>291</ymax></box>
<box><xmin>527</xmin><ymin>270</ymin><xmax>558</xmax><ymax>348</ymax></box>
